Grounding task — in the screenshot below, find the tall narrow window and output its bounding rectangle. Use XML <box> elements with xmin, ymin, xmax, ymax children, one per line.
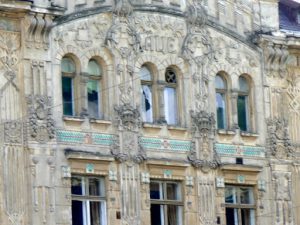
<box><xmin>150</xmin><ymin>180</ymin><xmax>183</xmax><ymax>225</ymax></box>
<box><xmin>237</xmin><ymin>76</ymin><xmax>250</xmax><ymax>131</ymax></box>
<box><xmin>225</xmin><ymin>186</ymin><xmax>255</xmax><ymax>225</ymax></box>
<box><xmin>61</xmin><ymin>57</ymin><xmax>76</xmax><ymax>116</ymax></box>
<box><xmin>87</xmin><ymin>59</ymin><xmax>102</xmax><ymax>118</ymax></box>
<box><xmin>215</xmin><ymin>74</ymin><xmax>227</xmax><ymax>129</ymax></box>
<box><xmin>140</xmin><ymin>66</ymin><xmax>153</xmax><ymax>123</ymax></box>
<box><xmin>164</xmin><ymin>68</ymin><xmax>177</xmax><ymax>125</ymax></box>
<box><xmin>71</xmin><ymin>176</ymin><xmax>107</xmax><ymax>225</ymax></box>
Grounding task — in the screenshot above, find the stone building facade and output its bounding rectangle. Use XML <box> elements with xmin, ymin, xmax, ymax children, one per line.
<box><xmin>0</xmin><ymin>0</ymin><xmax>300</xmax><ymax>225</ymax></box>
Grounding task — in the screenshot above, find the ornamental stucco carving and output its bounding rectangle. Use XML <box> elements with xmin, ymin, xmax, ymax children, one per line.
<box><xmin>27</xmin><ymin>95</ymin><xmax>55</xmax><ymax>143</ymax></box>
<box><xmin>266</xmin><ymin>117</ymin><xmax>293</xmax><ymax>158</ymax></box>
<box><xmin>4</xmin><ymin>121</ymin><xmax>23</xmax><ymax>144</ymax></box>
<box><xmin>188</xmin><ymin>111</ymin><xmax>220</xmax><ymax>172</ymax></box>
<box><xmin>112</xmin><ymin>104</ymin><xmax>146</xmax><ymax>163</ymax></box>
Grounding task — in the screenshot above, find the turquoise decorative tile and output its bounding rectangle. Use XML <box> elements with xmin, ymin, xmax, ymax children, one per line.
<box><xmin>215</xmin><ymin>143</ymin><xmax>265</xmax><ymax>158</ymax></box>
<box><xmin>57</xmin><ymin>130</ymin><xmax>115</xmax><ymax>146</ymax></box>
<box><xmin>57</xmin><ymin>130</ymin><xmax>85</xmax><ymax>143</ymax></box>
<box><xmin>140</xmin><ymin>137</ymin><xmax>191</xmax><ymax>151</ymax></box>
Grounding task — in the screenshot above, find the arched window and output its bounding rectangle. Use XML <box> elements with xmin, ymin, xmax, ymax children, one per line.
<box><xmin>237</xmin><ymin>76</ymin><xmax>250</xmax><ymax>131</ymax></box>
<box><xmin>61</xmin><ymin>57</ymin><xmax>76</xmax><ymax>116</ymax></box>
<box><xmin>140</xmin><ymin>65</ymin><xmax>153</xmax><ymax>122</ymax></box>
<box><xmin>164</xmin><ymin>68</ymin><xmax>177</xmax><ymax>125</ymax></box>
<box><xmin>215</xmin><ymin>74</ymin><xmax>227</xmax><ymax>129</ymax></box>
<box><xmin>87</xmin><ymin>59</ymin><xmax>102</xmax><ymax>118</ymax></box>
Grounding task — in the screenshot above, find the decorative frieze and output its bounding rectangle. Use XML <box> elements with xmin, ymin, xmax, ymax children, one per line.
<box><xmin>215</xmin><ymin>143</ymin><xmax>265</xmax><ymax>157</ymax></box>
<box><xmin>57</xmin><ymin>130</ymin><xmax>115</xmax><ymax>146</ymax></box>
<box><xmin>139</xmin><ymin>137</ymin><xmax>191</xmax><ymax>152</ymax></box>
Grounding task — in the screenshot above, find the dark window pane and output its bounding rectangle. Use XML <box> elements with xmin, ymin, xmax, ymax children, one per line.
<box><xmin>62</xmin><ymin>77</ymin><xmax>74</xmax><ymax>116</ymax></box>
<box><xmin>89</xmin><ymin>177</ymin><xmax>104</xmax><ymax>196</ymax></box>
<box><xmin>150</xmin><ymin>182</ymin><xmax>162</xmax><ymax>199</ymax></box>
<box><xmin>226</xmin><ymin>208</ymin><xmax>238</xmax><ymax>225</ymax></box>
<box><xmin>165</xmin><ymin>69</ymin><xmax>176</xmax><ymax>83</ymax></box>
<box><xmin>166</xmin><ymin>183</ymin><xmax>180</xmax><ymax>200</ymax></box>
<box><xmin>167</xmin><ymin>205</ymin><xmax>182</xmax><ymax>225</ymax></box>
<box><xmin>241</xmin><ymin>208</ymin><xmax>254</xmax><ymax>225</ymax></box>
<box><xmin>72</xmin><ymin>200</ymin><xmax>85</xmax><ymax>225</ymax></box>
<box><xmin>216</xmin><ymin>93</ymin><xmax>226</xmax><ymax>129</ymax></box>
<box><xmin>88</xmin><ymin>80</ymin><xmax>99</xmax><ymax>118</ymax></box>
<box><xmin>90</xmin><ymin>201</ymin><xmax>103</xmax><ymax>225</ymax></box>
<box><xmin>225</xmin><ymin>187</ymin><xmax>236</xmax><ymax>204</ymax></box>
<box><xmin>240</xmin><ymin>188</ymin><xmax>254</xmax><ymax>204</ymax></box>
<box><xmin>151</xmin><ymin>204</ymin><xmax>163</xmax><ymax>225</ymax></box>
<box><xmin>71</xmin><ymin>177</ymin><xmax>83</xmax><ymax>195</ymax></box>
<box><xmin>237</xmin><ymin>95</ymin><xmax>248</xmax><ymax>131</ymax></box>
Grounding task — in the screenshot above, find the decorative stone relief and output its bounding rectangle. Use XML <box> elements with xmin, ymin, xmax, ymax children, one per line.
<box><xmin>0</xmin><ymin>31</ymin><xmax>22</xmax><ymax>121</ymax></box>
<box><xmin>31</xmin><ymin>150</ymin><xmax>56</xmax><ymax>225</ymax></box>
<box><xmin>260</xmin><ymin>41</ymin><xmax>290</xmax><ymax>78</ymax></box>
<box><xmin>198</xmin><ymin>178</ymin><xmax>216</xmax><ymax>225</ymax></box>
<box><xmin>27</xmin><ymin>95</ymin><xmax>55</xmax><ymax>143</ymax></box>
<box><xmin>266</xmin><ymin>117</ymin><xmax>293</xmax><ymax>159</ymax></box>
<box><xmin>188</xmin><ymin>111</ymin><xmax>220</xmax><ymax>172</ymax></box>
<box><xmin>111</xmin><ymin>104</ymin><xmax>146</xmax><ymax>163</ymax></box>
<box><xmin>3</xmin><ymin>146</ymin><xmax>26</xmax><ymax>225</ymax></box>
<box><xmin>4</xmin><ymin>121</ymin><xmax>23</xmax><ymax>144</ymax></box>
<box><xmin>272</xmin><ymin>172</ymin><xmax>293</xmax><ymax>225</ymax></box>
<box><xmin>26</xmin><ymin>14</ymin><xmax>54</xmax><ymax>49</ymax></box>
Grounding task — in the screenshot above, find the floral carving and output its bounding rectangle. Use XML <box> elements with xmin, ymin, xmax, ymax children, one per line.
<box><xmin>4</xmin><ymin>121</ymin><xmax>23</xmax><ymax>144</ymax></box>
<box><xmin>27</xmin><ymin>95</ymin><xmax>55</xmax><ymax>143</ymax></box>
<box><xmin>114</xmin><ymin>104</ymin><xmax>141</xmax><ymax>131</ymax></box>
<box><xmin>266</xmin><ymin>117</ymin><xmax>293</xmax><ymax>158</ymax></box>
<box><xmin>190</xmin><ymin>110</ymin><xmax>215</xmax><ymax>134</ymax></box>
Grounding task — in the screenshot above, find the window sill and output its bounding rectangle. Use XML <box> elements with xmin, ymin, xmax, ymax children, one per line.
<box><xmin>89</xmin><ymin>118</ymin><xmax>111</xmax><ymax>124</ymax></box>
<box><xmin>240</xmin><ymin>131</ymin><xmax>259</xmax><ymax>137</ymax></box>
<box><xmin>217</xmin><ymin>129</ymin><xmax>236</xmax><ymax>135</ymax></box>
<box><xmin>63</xmin><ymin>116</ymin><xmax>85</xmax><ymax>122</ymax></box>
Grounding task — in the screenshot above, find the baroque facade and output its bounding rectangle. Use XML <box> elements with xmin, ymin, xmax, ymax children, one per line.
<box><xmin>0</xmin><ymin>0</ymin><xmax>300</xmax><ymax>225</ymax></box>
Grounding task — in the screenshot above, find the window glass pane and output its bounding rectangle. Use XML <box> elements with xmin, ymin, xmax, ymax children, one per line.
<box><xmin>166</xmin><ymin>183</ymin><xmax>181</xmax><ymax>201</ymax></box>
<box><xmin>90</xmin><ymin>201</ymin><xmax>105</xmax><ymax>225</ymax></box>
<box><xmin>167</xmin><ymin>205</ymin><xmax>182</xmax><ymax>225</ymax></box>
<box><xmin>140</xmin><ymin>66</ymin><xmax>152</xmax><ymax>81</ymax></box>
<box><xmin>225</xmin><ymin>187</ymin><xmax>237</xmax><ymax>204</ymax></box>
<box><xmin>88</xmin><ymin>80</ymin><xmax>99</xmax><ymax>118</ymax></box>
<box><xmin>62</xmin><ymin>57</ymin><xmax>75</xmax><ymax>73</ymax></box>
<box><xmin>239</xmin><ymin>76</ymin><xmax>249</xmax><ymax>92</ymax></box>
<box><xmin>240</xmin><ymin>188</ymin><xmax>254</xmax><ymax>204</ymax></box>
<box><xmin>89</xmin><ymin>177</ymin><xmax>104</xmax><ymax>196</ymax></box>
<box><xmin>164</xmin><ymin>87</ymin><xmax>177</xmax><ymax>125</ymax></box>
<box><xmin>141</xmin><ymin>85</ymin><xmax>153</xmax><ymax>123</ymax></box>
<box><xmin>88</xmin><ymin>59</ymin><xmax>102</xmax><ymax>76</ymax></box>
<box><xmin>150</xmin><ymin>204</ymin><xmax>164</xmax><ymax>225</ymax></box>
<box><xmin>237</xmin><ymin>95</ymin><xmax>248</xmax><ymax>131</ymax></box>
<box><xmin>215</xmin><ymin>75</ymin><xmax>226</xmax><ymax>89</ymax></box>
<box><xmin>72</xmin><ymin>200</ymin><xmax>87</xmax><ymax>225</ymax></box>
<box><xmin>72</xmin><ymin>177</ymin><xmax>84</xmax><ymax>195</ymax></box>
<box><xmin>216</xmin><ymin>93</ymin><xmax>226</xmax><ymax>129</ymax></box>
<box><xmin>225</xmin><ymin>208</ymin><xmax>239</xmax><ymax>225</ymax></box>
<box><xmin>165</xmin><ymin>69</ymin><xmax>176</xmax><ymax>84</ymax></box>
<box><xmin>62</xmin><ymin>77</ymin><xmax>74</xmax><ymax>116</ymax></box>
<box><xmin>241</xmin><ymin>208</ymin><xmax>255</xmax><ymax>225</ymax></box>
<box><xmin>150</xmin><ymin>182</ymin><xmax>162</xmax><ymax>199</ymax></box>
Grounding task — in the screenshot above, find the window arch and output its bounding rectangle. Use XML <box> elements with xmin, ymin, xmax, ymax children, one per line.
<box><xmin>215</xmin><ymin>74</ymin><xmax>227</xmax><ymax>129</ymax></box>
<box><xmin>237</xmin><ymin>75</ymin><xmax>250</xmax><ymax>131</ymax></box>
<box><xmin>140</xmin><ymin>65</ymin><xmax>153</xmax><ymax>123</ymax></box>
<box><xmin>87</xmin><ymin>59</ymin><xmax>103</xmax><ymax>118</ymax></box>
<box><xmin>164</xmin><ymin>67</ymin><xmax>178</xmax><ymax>125</ymax></box>
<box><xmin>61</xmin><ymin>56</ymin><xmax>76</xmax><ymax>116</ymax></box>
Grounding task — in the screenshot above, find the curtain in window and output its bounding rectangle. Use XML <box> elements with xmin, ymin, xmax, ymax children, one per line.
<box><xmin>87</xmin><ymin>80</ymin><xmax>100</xmax><ymax>118</ymax></box>
<box><xmin>141</xmin><ymin>85</ymin><xmax>153</xmax><ymax>122</ymax></box>
<box><xmin>164</xmin><ymin>87</ymin><xmax>177</xmax><ymax>125</ymax></box>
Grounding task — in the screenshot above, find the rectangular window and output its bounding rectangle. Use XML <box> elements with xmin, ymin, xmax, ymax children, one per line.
<box><xmin>87</xmin><ymin>80</ymin><xmax>100</xmax><ymax>118</ymax></box>
<box><xmin>225</xmin><ymin>186</ymin><xmax>255</xmax><ymax>225</ymax></box>
<box><xmin>141</xmin><ymin>85</ymin><xmax>153</xmax><ymax>123</ymax></box>
<box><xmin>150</xmin><ymin>181</ymin><xmax>183</xmax><ymax>225</ymax></box>
<box><xmin>164</xmin><ymin>87</ymin><xmax>177</xmax><ymax>125</ymax></box>
<box><xmin>62</xmin><ymin>77</ymin><xmax>74</xmax><ymax>116</ymax></box>
<box><xmin>71</xmin><ymin>176</ymin><xmax>106</xmax><ymax>225</ymax></box>
<box><xmin>237</xmin><ymin>95</ymin><xmax>248</xmax><ymax>131</ymax></box>
<box><xmin>216</xmin><ymin>92</ymin><xmax>226</xmax><ymax>129</ymax></box>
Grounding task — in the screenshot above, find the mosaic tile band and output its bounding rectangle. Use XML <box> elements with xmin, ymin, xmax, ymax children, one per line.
<box><xmin>140</xmin><ymin>137</ymin><xmax>191</xmax><ymax>151</ymax></box>
<box><xmin>215</xmin><ymin>143</ymin><xmax>265</xmax><ymax>158</ymax></box>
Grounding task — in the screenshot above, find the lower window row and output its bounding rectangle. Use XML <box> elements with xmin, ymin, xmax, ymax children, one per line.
<box><xmin>71</xmin><ymin>176</ymin><xmax>255</xmax><ymax>225</ymax></box>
